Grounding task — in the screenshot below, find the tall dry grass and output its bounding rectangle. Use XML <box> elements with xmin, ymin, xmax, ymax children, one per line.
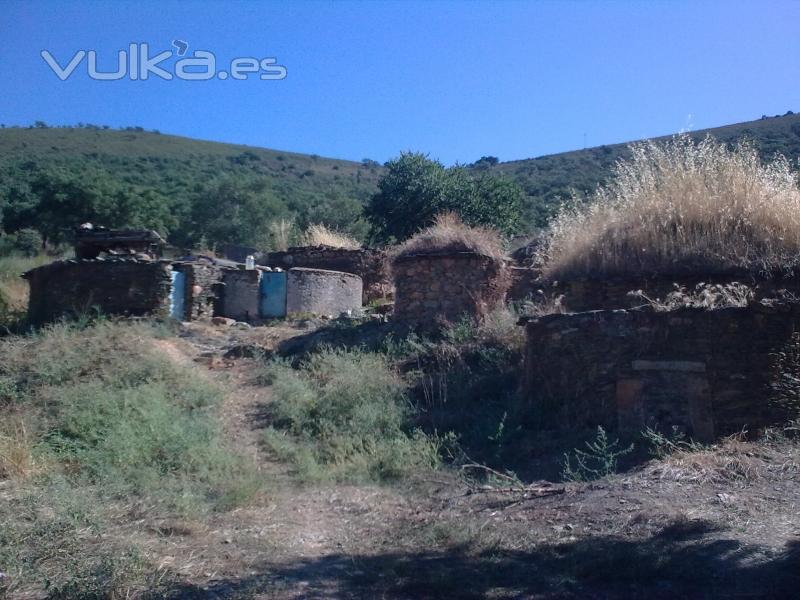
<box><xmin>537</xmin><ymin>135</ymin><xmax>800</xmax><ymax>278</ymax></box>
<box><xmin>268</xmin><ymin>218</ymin><xmax>295</xmax><ymax>251</ymax></box>
<box><xmin>301</xmin><ymin>223</ymin><xmax>360</xmax><ymax>249</ymax></box>
<box><xmin>391</xmin><ymin>213</ymin><xmax>504</xmax><ymax>262</ymax></box>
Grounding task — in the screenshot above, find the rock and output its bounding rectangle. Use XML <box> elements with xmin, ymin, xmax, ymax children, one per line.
<box><xmin>211</xmin><ymin>316</ymin><xmax>236</xmax><ymax>327</ymax></box>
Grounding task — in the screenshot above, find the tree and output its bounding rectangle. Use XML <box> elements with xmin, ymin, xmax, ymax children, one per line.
<box><xmin>365</xmin><ymin>152</ymin><xmax>524</xmax><ymax>243</ymax></box>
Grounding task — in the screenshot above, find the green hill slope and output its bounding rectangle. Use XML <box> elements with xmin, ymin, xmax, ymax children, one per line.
<box><xmin>487</xmin><ymin>111</ymin><xmax>800</xmax><ymax>227</ymax></box>
<box><xmin>1</xmin><ymin>112</ymin><xmax>799</xmax><ymax>250</ymax></box>
<box><xmin>0</xmin><ymin>126</ymin><xmax>381</xmax><ymax>249</ymax></box>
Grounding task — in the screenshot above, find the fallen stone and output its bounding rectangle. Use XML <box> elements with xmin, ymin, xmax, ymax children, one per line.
<box><xmin>211</xmin><ymin>316</ymin><xmax>236</xmax><ymax>326</ymax></box>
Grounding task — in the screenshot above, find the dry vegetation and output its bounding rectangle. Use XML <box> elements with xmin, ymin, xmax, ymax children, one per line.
<box><xmin>538</xmin><ymin>135</ymin><xmax>800</xmax><ymax>279</ymax></box>
<box><xmin>300</xmin><ymin>223</ymin><xmax>361</xmax><ymax>249</ymax></box>
<box><xmin>391</xmin><ymin>212</ymin><xmax>505</xmax><ymax>262</ymax></box>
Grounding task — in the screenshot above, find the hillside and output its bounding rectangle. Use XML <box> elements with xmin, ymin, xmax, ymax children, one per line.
<box><xmin>486</xmin><ymin>111</ymin><xmax>800</xmax><ymax>226</ymax></box>
<box><xmin>1</xmin><ymin>112</ymin><xmax>799</xmax><ymax>248</ymax></box>
<box><xmin>0</xmin><ymin>126</ymin><xmax>381</xmax><ymax>248</ymax></box>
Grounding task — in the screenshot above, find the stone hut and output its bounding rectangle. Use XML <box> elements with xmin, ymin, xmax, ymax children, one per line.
<box><xmin>520</xmin><ymin>301</ymin><xmax>800</xmax><ymax>441</ymax></box>
<box><xmin>286</xmin><ymin>268</ymin><xmax>362</xmax><ymax>317</ymax></box>
<box><xmin>389</xmin><ymin>215</ymin><xmax>510</xmax><ymax>326</ymax></box>
<box><xmin>262</xmin><ymin>245</ymin><xmax>390</xmax><ymax>303</ymax></box>
<box><xmin>24</xmin><ymin>258</ymin><xmax>174</xmax><ymax>324</ymax></box>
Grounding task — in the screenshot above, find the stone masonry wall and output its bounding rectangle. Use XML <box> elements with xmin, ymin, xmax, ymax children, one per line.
<box><xmin>286</xmin><ymin>268</ymin><xmax>362</xmax><ymax>317</ymax></box>
<box><xmin>522</xmin><ymin>302</ymin><xmax>800</xmax><ymax>440</ymax></box>
<box><xmin>173</xmin><ymin>262</ymin><xmax>223</xmax><ymax>321</ymax></box>
<box><xmin>529</xmin><ymin>271</ymin><xmax>800</xmax><ymax>312</ymax></box>
<box><xmin>392</xmin><ymin>253</ymin><xmax>509</xmax><ymax>325</ymax></box>
<box><xmin>24</xmin><ymin>258</ymin><xmax>172</xmax><ymax>324</ymax></box>
<box><xmin>263</xmin><ymin>245</ymin><xmax>390</xmax><ymax>303</ymax></box>
<box><xmin>220</xmin><ymin>268</ymin><xmax>261</xmax><ymax>322</ymax></box>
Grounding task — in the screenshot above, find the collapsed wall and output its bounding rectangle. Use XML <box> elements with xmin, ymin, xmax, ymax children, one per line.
<box><xmin>521</xmin><ymin>302</ymin><xmax>800</xmax><ymax>440</ymax></box>
<box><xmin>286</xmin><ymin>268</ymin><xmax>362</xmax><ymax>317</ymax></box>
<box><xmin>263</xmin><ymin>245</ymin><xmax>390</xmax><ymax>303</ymax></box>
<box><xmin>24</xmin><ymin>258</ymin><xmax>173</xmax><ymax>324</ymax></box>
<box><xmin>392</xmin><ymin>252</ymin><xmax>509</xmax><ymax>325</ymax></box>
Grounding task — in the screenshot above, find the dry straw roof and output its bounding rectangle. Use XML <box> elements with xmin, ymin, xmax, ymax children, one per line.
<box><xmin>390</xmin><ymin>213</ymin><xmax>505</xmax><ymax>263</ymax></box>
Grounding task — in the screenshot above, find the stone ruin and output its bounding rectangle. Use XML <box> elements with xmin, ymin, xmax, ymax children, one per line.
<box><xmin>74</xmin><ymin>227</ymin><xmax>166</xmax><ymax>260</ymax></box>
<box><xmin>391</xmin><ymin>251</ymin><xmax>509</xmax><ymax>326</ymax></box>
<box><xmin>512</xmin><ymin>260</ymin><xmax>800</xmax><ymax>441</ymax></box>
<box><xmin>262</xmin><ymin>245</ymin><xmax>390</xmax><ymax>303</ymax></box>
<box><xmin>23</xmin><ymin>230</ymin><xmax>364</xmax><ymax>325</ymax></box>
<box><xmin>520</xmin><ymin>301</ymin><xmax>800</xmax><ymax>440</ymax></box>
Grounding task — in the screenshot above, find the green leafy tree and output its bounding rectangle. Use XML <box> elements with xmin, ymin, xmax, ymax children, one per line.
<box><xmin>366</xmin><ymin>152</ymin><xmax>523</xmax><ymax>243</ymax></box>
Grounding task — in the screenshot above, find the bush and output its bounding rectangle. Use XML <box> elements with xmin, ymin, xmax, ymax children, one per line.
<box><xmin>538</xmin><ymin>135</ymin><xmax>800</xmax><ymax>278</ymax></box>
<box><xmin>12</xmin><ymin>228</ymin><xmax>43</xmax><ymax>257</ymax></box>
<box><xmin>261</xmin><ymin>349</ymin><xmax>440</xmax><ymax>482</ymax></box>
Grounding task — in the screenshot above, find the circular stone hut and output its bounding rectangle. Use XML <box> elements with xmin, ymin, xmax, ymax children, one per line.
<box><xmin>390</xmin><ymin>215</ymin><xmax>509</xmax><ymax>325</ymax></box>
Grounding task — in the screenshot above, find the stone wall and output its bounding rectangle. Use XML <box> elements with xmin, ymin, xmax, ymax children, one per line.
<box><xmin>521</xmin><ymin>302</ymin><xmax>800</xmax><ymax>440</ymax></box>
<box><xmin>392</xmin><ymin>252</ymin><xmax>509</xmax><ymax>325</ymax></box>
<box><xmin>220</xmin><ymin>268</ymin><xmax>261</xmax><ymax>321</ymax></box>
<box><xmin>286</xmin><ymin>268</ymin><xmax>362</xmax><ymax>317</ymax></box>
<box><xmin>262</xmin><ymin>245</ymin><xmax>390</xmax><ymax>303</ymax></box>
<box><xmin>173</xmin><ymin>262</ymin><xmax>222</xmax><ymax>321</ymax></box>
<box><xmin>24</xmin><ymin>258</ymin><xmax>172</xmax><ymax>324</ymax></box>
<box><xmin>535</xmin><ymin>271</ymin><xmax>800</xmax><ymax>312</ymax></box>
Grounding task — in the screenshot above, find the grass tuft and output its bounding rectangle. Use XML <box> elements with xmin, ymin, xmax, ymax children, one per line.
<box><xmin>301</xmin><ymin>223</ymin><xmax>361</xmax><ymax>249</ymax></box>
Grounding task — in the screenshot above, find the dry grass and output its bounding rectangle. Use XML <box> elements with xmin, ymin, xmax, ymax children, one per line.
<box><xmin>268</xmin><ymin>218</ymin><xmax>295</xmax><ymax>251</ymax></box>
<box><xmin>301</xmin><ymin>223</ymin><xmax>361</xmax><ymax>249</ymax></box>
<box><xmin>538</xmin><ymin>135</ymin><xmax>800</xmax><ymax>279</ymax></box>
<box><xmin>629</xmin><ymin>282</ymin><xmax>755</xmax><ymax>311</ymax></box>
<box><xmin>644</xmin><ymin>435</ymin><xmax>798</xmax><ymax>484</ymax></box>
<box><xmin>391</xmin><ymin>213</ymin><xmax>505</xmax><ymax>263</ymax></box>
<box><xmin>0</xmin><ymin>415</ymin><xmax>42</xmax><ymax>480</ymax></box>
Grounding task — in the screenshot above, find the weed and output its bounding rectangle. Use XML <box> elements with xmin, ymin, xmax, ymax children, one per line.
<box><xmin>562</xmin><ymin>427</ymin><xmax>634</xmax><ymax>482</ymax></box>
<box><xmin>262</xmin><ymin>348</ymin><xmax>440</xmax><ymax>482</ymax></box>
<box><xmin>642</xmin><ymin>426</ymin><xmax>707</xmax><ymax>459</ymax></box>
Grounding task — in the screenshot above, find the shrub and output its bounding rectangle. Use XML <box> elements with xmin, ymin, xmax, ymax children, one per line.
<box><xmin>301</xmin><ymin>223</ymin><xmax>360</xmax><ymax>249</ymax></box>
<box><xmin>12</xmin><ymin>228</ymin><xmax>43</xmax><ymax>257</ymax></box>
<box><xmin>538</xmin><ymin>135</ymin><xmax>800</xmax><ymax>278</ymax></box>
<box><xmin>261</xmin><ymin>349</ymin><xmax>440</xmax><ymax>482</ymax></box>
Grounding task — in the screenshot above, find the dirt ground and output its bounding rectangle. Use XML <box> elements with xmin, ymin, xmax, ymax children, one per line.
<box><xmin>123</xmin><ymin>323</ymin><xmax>800</xmax><ymax>598</ymax></box>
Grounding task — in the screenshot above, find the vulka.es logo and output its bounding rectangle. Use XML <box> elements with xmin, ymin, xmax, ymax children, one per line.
<box><xmin>40</xmin><ymin>42</ymin><xmax>287</xmax><ymax>81</ymax></box>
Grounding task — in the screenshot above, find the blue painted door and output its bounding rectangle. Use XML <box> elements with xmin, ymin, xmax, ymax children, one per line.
<box><xmin>260</xmin><ymin>271</ymin><xmax>287</xmax><ymax>318</ymax></box>
<box><xmin>170</xmin><ymin>270</ymin><xmax>186</xmax><ymax>320</ymax></box>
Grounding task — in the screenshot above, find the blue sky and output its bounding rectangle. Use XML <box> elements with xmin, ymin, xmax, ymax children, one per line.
<box><xmin>1</xmin><ymin>0</ymin><xmax>799</xmax><ymax>164</ymax></box>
